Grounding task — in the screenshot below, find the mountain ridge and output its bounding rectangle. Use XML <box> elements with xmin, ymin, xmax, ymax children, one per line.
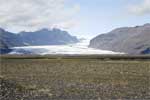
<box><xmin>18</xmin><ymin>28</ymin><xmax>78</xmax><ymax>45</ymax></box>
<box><xmin>0</xmin><ymin>28</ymin><xmax>79</xmax><ymax>54</ymax></box>
<box><xmin>89</xmin><ymin>24</ymin><xmax>150</xmax><ymax>54</ymax></box>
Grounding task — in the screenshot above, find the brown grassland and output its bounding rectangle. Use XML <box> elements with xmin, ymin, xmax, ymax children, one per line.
<box><xmin>0</xmin><ymin>55</ymin><xmax>150</xmax><ymax>100</ymax></box>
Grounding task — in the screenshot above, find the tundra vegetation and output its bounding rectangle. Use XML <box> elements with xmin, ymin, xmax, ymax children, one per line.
<box><xmin>0</xmin><ymin>55</ymin><xmax>150</xmax><ymax>100</ymax></box>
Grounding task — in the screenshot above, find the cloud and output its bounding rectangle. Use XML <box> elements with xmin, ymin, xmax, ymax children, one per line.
<box><xmin>52</xmin><ymin>20</ymin><xmax>77</xmax><ymax>29</ymax></box>
<box><xmin>0</xmin><ymin>0</ymin><xmax>80</xmax><ymax>32</ymax></box>
<box><xmin>128</xmin><ymin>0</ymin><xmax>150</xmax><ymax>16</ymax></box>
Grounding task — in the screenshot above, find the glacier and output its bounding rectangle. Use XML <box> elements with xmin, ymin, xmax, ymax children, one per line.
<box><xmin>9</xmin><ymin>40</ymin><xmax>122</xmax><ymax>55</ymax></box>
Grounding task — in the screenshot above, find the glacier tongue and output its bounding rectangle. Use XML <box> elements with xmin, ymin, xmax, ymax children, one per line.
<box><xmin>9</xmin><ymin>40</ymin><xmax>122</xmax><ymax>55</ymax></box>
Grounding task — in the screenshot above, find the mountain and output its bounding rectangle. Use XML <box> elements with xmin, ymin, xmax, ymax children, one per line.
<box><xmin>0</xmin><ymin>40</ymin><xmax>12</xmax><ymax>54</ymax></box>
<box><xmin>0</xmin><ymin>28</ymin><xmax>79</xmax><ymax>54</ymax></box>
<box><xmin>0</xmin><ymin>28</ymin><xmax>24</xmax><ymax>54</ymax></box>
<box><xmin>0</xmin><ymin>28</ymin><xmax>78</xmax><ymax>47</ymax></box>
<box><xmin>0</xmin><ymin>28</ymin><xmax>24</xmax><ymax>48</ymax></box>
<box><xmin>89</xmin><ymin>24</ymin><xmax>150</xmax><ymax>54</ymax></box>
<box><xmin>19</xmin><ymin>28</ymin><xmax>78</xmax><ymax>45</ymax></box>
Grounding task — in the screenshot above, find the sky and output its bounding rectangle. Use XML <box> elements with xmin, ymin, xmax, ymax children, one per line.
<box><xmin>0</xmin><ymin>0</ymin><xmax>150</xmax><ymax>38</ymax></box>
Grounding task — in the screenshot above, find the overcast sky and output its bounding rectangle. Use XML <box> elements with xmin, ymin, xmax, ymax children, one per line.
<box><xmin>0</xmin><ymin>0</ymin><xmax>150</xmax><ymax>38</ymax></box>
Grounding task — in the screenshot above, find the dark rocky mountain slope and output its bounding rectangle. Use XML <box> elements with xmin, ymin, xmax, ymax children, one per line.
<box><xmin>0</xmin><ymin>28</ymin><xmax>24</xmax><ymax>54</ymax></box>
<box><xmin>0</xmin><ymin>28</ymin><xmax>24</xmax><ymax>48</ymax></box>
<box><xmin>89</xmin><ymin>24</ymin><xmax>150</xmax><ymax>54</ymax></box>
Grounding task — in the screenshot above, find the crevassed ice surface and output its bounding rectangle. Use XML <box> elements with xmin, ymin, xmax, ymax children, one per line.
<box><xmin>9</xmin><ymin>40</ymin><xmax>122</xmax><ymax>55</ymax></box>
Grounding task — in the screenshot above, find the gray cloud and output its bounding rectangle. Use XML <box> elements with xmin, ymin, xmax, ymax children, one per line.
<box><xmin>0</xmin><ymin>0</ymin><xmax>80</xmax><ymax>32</ymax></box>
<box><xmin>128</xmin><ymin>0</ymin><xmax>150</xmax><ymax>16</ymax></box>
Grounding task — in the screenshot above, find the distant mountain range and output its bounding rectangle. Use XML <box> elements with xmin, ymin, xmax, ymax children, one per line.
<box><xmin>0</xmin><ymin>28</ymin><xmax>78</xmax><ymax>47</ymax></box>
<box><xmin>0</xmin><ymin>28</ymin><xmax>78</xmax><ymax>54</ymax></box>
<box><xmin>19</xmin><ymin>28</ymin><xmax>78</xmax><ymax>45</ymax></box>
<box><xmin>89</xmin><ymin>24</ymin><xmax>150</xmax><ymax>54</ymax></box>
<box><xmin>1</xmin><ymin>24</ymin><xmax>150</xmax><ymax>55</ymax></box>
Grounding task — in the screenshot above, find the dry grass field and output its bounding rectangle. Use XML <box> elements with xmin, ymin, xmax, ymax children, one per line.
<box><xmin>0</xmin><ymin>55</ymin><xmax>150</xmax><ymax>100</ymax></box>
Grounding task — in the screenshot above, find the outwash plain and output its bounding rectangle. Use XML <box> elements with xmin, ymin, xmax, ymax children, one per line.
<box><xmin>0</xmin><ymin>55</ymin><xmax>150</xmax><ymax>100</ymax></box>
